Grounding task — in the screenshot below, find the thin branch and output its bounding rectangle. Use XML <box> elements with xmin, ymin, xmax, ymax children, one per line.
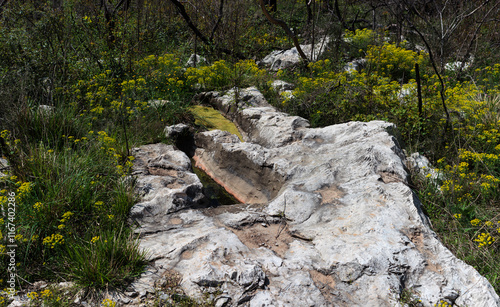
<box><xmin>333</xmin><ymin>0</ymin><xmax>347</xmax><ymax>29</ymax></box>
<box><xmin>0</xmin><ymin>0</ymin><xmax>8</xmax><ymax>11</ymax></box>
<box><xmin>210</xmin><ymin>0</ymin><xmax>224</xmax><ymax>41</ymax></box>
<box><xmin>402</xmin><ymin>2</ymin><xmax>451</xmax><ymax>138</ymax></box>
<box><xmin>112</xmin><ymin>0</ymin><xmax>130</xmax><ymax>14</ymax></box>
<box><xmin>169</xmin><ymin>0</ymin><xmax>211</xmax><ymax>45</ymax></box>
<box><xmin>456</xmin><ymin>1</ymin><xmax>500</xmax><ymax>79</ymax></box>
<box><xmin>168</xmin><ymin>0</ymin><xmax>245</xmax><ymax>59</ymax></box>
<box><xmin>258</xmin><ymin>0</ymin><xmax>309</xmax><ymax>63</ymax></box>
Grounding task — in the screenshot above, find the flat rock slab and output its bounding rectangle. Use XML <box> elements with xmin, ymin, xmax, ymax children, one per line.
<box><xmin>128</xmin><ymin>89</ymin><xmax>500</xmax><ymax>306</ymax></box>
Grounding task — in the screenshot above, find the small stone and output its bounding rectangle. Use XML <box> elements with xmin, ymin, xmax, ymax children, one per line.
<box><xmin>119</xmin><ymin>297</ymin><xmax>132</xmax><ymax>304</ymax></box>
<box><xmin>215</xmin><ymin>296</ymin><xmax>230</xmax><ymax>307</ymax></box>
<box><xmin>185</xmin><ymin>54</ymin><xmax>207</xmax><ymax>67</ymax></box>
<box><xmin>38</xmin><ymin>104</ymin><xmax>54</xmax><ymax>116</ymax></box>
<box><xmin>33</xmin><ymin>281</ymin><xmax>48</xmax><ymax>289</ymax></box>
<box><xmin>125</xmin><ymin>291</ymin><xmax>138</xmax><ymax>298</ymax></box>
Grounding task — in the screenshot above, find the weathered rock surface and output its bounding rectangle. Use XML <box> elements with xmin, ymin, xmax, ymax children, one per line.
<box><xmin>261</xmin><ymin>37</ymin><xmax>330</xmax><ymax>71</ymax></box>
<box><xmin>406</xmin><ymin>152</ymin><xmax>441</xmax><ymax>181</ymax></box>
<box><xmin>185</xmin><ymin>54</ymin><xmax>207</xmax><ymax>67</ymax></box>
<box><xmin>164</xmin><ymin>123</ymin><xmax>190</xmax><ymax>139</ymax></box>
<box><xmin>270</xmin><ymin>80</ymin><xmax>294</xmax><ymax>94</ymax></box>
<box><xmin>37</xmin><ymin>104</ymin><xmax>55</xmax><ymax>117</ymax></box>
<box><xmin>343</xmin><ymin>58</ymin><xmax>367</xmax><ymax>74</ymax></box>
<box><xmin>130</xmin><ymin>143</ymin><xmax>205</xmax><ymax>222</ymax></box>
<box><xmin>129</xmin><ymin>88</ymin><xmax>499</xmax><ymax>306</ymax></box>
<box><xmin>147</xmin><ymin>99</ymin><xmax>171</xmax><ymax>109</ymax></box>
<box><xmin>0</xmin><ymin>157</ymin><xmax>8</xmax><ymax>177</ymax></box>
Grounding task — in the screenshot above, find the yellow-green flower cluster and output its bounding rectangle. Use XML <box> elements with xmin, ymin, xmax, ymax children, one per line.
<box><xmin>27</xmin><ymin>291</ymin><xmax>38</xmax><ymax>300</ymax></box>
<box><xmin>0</xmin><ymin>130</ymin><xmax>10</xmax><ymax>140</ymax></box>
<box><xmin>475</xmin><ymin>232</ymin><xmax>495</xmax><ymax>247</ymax></box>
<box><xmin>33</xmin><ymin>202</ymin><xmax>43</xmax><ymax>211</ymax></box>
<box><xmin>434</xmin><ymin>299</ymin><xmax>451</xmax><ymax>307</ymax></box>
<box><xmin>186</xmin><ymin>60</ymin><xmax>232</xmax><ymax>89</ymax></box>
<box><xmin>474</xmin><ymin>63</ymin><xmax>500</xmax><ymax>91</ymax></box>
<box><xmin>60</xmin><ymin>211</ymin><xmax>73</xmax><ymax>223</ymax></box>
<box><xmin>366</xmin><ymin>43</ymin><xmax>427</xmax><ymax>80</ymax></box>
<box><xmin>471</xmin><ymin>219</ymin><xmax>482</xmax><ymax>226</ymax></box>
<box><xmin>343</xmin><ymin>28</ymin><xmax>377</xmax><ymax>55</ymax></box>
<box><xmin>244</xmin><ymin>29</ymin><xmax>288</xmax><ymax>48</ymax></box>
<box><xmin>97</xmin><ymin>131</ymin><xmax>116</xmax><ymax>147</ymax></box>
<box><xmin>26</xmin><ymin>289</ymin><xmax>60</xmax><ymax>304</ymax></box>
<box><xmin>42</xmin><ymin>233</ymin><xmax>64</xmax><ymax>248</ymax></box>
<box><xmin>185</xmin><ymin>59</ymin><xmax>266</xmax><ymax>90</ymax></box>
<box><xmin>16</xmin><ymin>181</ymin><xmax>33</xmax><ymax>200</ymax></box>
<box><xmin>40</xmin><ymin>289</ymin><xmax>52</xmax><ymax>298</ymax></box>
<box><xmin>101</xmin><ymin>298</ymin><xmax>116</xmax><ymax>307</ymax></box>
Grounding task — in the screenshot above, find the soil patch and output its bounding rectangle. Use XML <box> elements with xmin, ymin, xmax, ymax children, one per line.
<box><xmin>315</xmin><ymin>185</ymin><xmax>345</xmax><ymax>205</ymax></box>
<box><xmin>231</xmin><ymin>223</ymin><xmax>294</xmax><ymax>257</ymax></box>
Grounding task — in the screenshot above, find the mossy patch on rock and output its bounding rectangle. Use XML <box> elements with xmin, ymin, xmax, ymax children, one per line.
<box><xmin>189</xmin><ymin>105</ymin><xmax>243</xmax><ymax>141</ymax></box>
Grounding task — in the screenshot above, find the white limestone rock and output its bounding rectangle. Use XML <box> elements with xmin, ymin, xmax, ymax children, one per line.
<box><xmin>129</xmin><ymin>143</ymin><xmax>204</xmax><ymax>221</ymax></box>
<box><xmin>261</xmin><ymin>37</ymin><xmax>330</xmax><ymax>71</ymax></box>
<box><xmin>406</xmin><ymin>152</ymin><xmax>441</xmax><ymax>181</ymax></box>
<box><xmin>185</xmin><ymin>54</ymin><xmax>207</xmax><ymax>67</ymax></box>
<box><xmin>343</xmin><ymin>58</ymin><xmax>367</xmax><ymax>74</ymax></box>
<box><xmin>0</xmin><ymin>158</ymin><xmax>8</xmax><ymax>177</ymax></box>
<box><xmin>164</xmin><ymin>123</ymin><xmax>189</xmax><ymax>139</ymax></box>
<box><xmin>38</xmin><ymin>104</ymin><xmax>54</xmax><ymax>117</ymax></box>
<box><xmin>128</xmin><ymin>88</ymin><xmax>500</xmax><ymax>306</ymax></box>
<box><xmin>270</xmin><ymin>80</ymin><xmax>294</xmax><ymax>94</ymax></box>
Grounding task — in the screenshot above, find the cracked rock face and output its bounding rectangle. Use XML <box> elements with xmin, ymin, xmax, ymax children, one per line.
<box><xmin>127</xmin><ymin>89</ymin><xmax>500</xmax><ymax>306</ymax></box>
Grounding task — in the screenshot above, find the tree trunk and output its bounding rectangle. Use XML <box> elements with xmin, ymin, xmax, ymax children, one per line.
<box><xmin>305</xmin><ymin>0</ymin><xmax>312</xmax><ymax>24</ymax></box>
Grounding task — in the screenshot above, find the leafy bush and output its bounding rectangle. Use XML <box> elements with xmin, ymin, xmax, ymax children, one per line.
<box><xmin>343</xmin><ymin>28</ymin><xmax>379</xmax><ymax>59</ymax></box>
<box><xmin>366</xmin><ymin>42</ymin><xmax>427</xmax><ymax>82</ymax></box>
<box><xmin>186</xmin><ymin>59</ymin><xmax>268</xmax><ymax>90</ymax></box>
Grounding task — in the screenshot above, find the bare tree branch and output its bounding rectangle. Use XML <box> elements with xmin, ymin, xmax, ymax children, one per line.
<box><xmin>168</xmin><ymin>0</ymin><xmax>245</xmax><ymax>59</ymax></box>
<box><xmin>455</xmin><ymin>0</ymin><xmax>500</xmax><ymax>79</ymax></box>
<box><xmin>169</xmin><ymin>0</ymin><xmax>211</xmax><ymax>45</ymax></box>
<box><xmin>333</xmin><ymin>0</ymin><xmax>347</xmax><ymax>29</ymax></box>
<box><xmin>401</xmin><ymin>1</ymin><xmax>451</xmax><ymax>137</ymax></box>
<box><xmin>258</xmin><ymin>0</ymin><xmax>309</xmax><ymax>63</ymax></box>
<box><xmin>210</xmin><ymin>0</ymin><xmax>224</xmax><ymax>41</ymax></box>
<box><xmin>0</xmin><ymin>0</ymin><xmax>9</xmax><ymax>15</ymax></box>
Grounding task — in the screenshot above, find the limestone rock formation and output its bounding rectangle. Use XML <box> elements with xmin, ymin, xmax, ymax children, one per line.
<box><xmin>0</xmin><ymin>158</ymin><xmax>8</xmax><ymax>178</ymax></box>
<box><xmin>270</xmin><ymin>80</ymin><xmax>294</xmax><ymax>94</ymax></box>
<box><xmin>261</xmin><ymin>37</ymin><xmax>330</xmax><ymax>71</ymax></box>
<box><xmin>164</xmin><ymin>123</ymin><xmax>190</xmax><ymax>139</ymax></box>
<box><xmin>128</xmin><ymin>88</ymin><xmax>500</xmax><ymax>306</ymax></box>
<box><xmin>185</xmin><ymin>54</ymin><xmax>208</xmax><ymax>67</ymax></box>
<box><xmin>130</xmin><ymin>143</ymin><xmax>205</xmax><ymax>221</ymax></box>
<box><xmin>37</xmin><ymin>104</ymin><xmax>55</xmax><ymax>117</ymax></box>
<box><xmin>406</xmin><ymin>152</ymin><xmax>441</xmax><ymax>181</ymax></box>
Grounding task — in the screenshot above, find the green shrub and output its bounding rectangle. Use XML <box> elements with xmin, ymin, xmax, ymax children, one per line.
<box><xmin>366</xmin><ymin>42</ymin><xmax>427</xmax><ymax>82</ymax></box>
